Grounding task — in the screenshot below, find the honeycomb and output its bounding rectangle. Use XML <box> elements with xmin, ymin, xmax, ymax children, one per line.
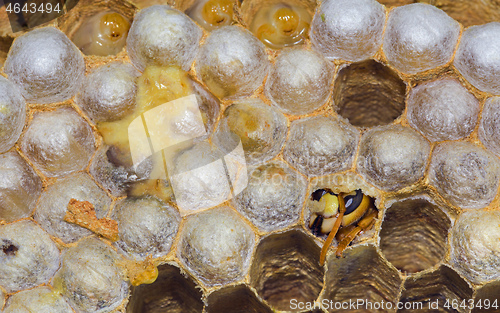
<box><xmin>1</xmin><ymin>0</ymin><xmax>500</xmax><ymax>312</ymax></box>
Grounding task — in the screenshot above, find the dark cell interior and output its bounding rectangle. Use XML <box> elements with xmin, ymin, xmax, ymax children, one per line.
<box><xmin>250</xmin><ymin>229</ymin><xmax>324</xmax><ymax>312</ymax></box>
<box><xmin>399</xmin><ymin>265</ymin><xmax>473</xmax><ymax>313</ymax></box>
<box><xmin>323</xmin><ymin>244</ymin><xmax>402</xmax><ymax>313</ymax></box>
<box><xmin>379</xmin><ymin>198</ymin><xmax>451</xmax><ymax>274</ymax></box>
<box><xmin>126</xmin><ymin>264</ymin><xmax>203</xmax><ymax>313</ymax></box>
<box><xmin>333</xmin><ymin>60</ymin><xmax>406</xmax><ymax>128</ymax></box>
<box><xmin>206</xmin><ymin>285</ymin><xmax>273</xmax><ymax>313</ymax></box>
<box><xmin>472</xmin><ymin>281</ymin><xmax>500</xmax><ymax>313</ymax></box>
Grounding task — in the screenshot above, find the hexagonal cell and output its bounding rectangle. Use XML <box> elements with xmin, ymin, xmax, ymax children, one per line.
<box><xmin>20</xmin><ymin>106</ymin><xmax>96</xmax><ymax>178</ymax></box>
<box><xmin>34</xmin><ymin>172</ymin><xmax>112</xmax><ymax>244</ymax></box>
<box><xmin>232</xmin><ymin>160</ymin><xmax>307</xmax><ymax>232</ymax></box>
<box><xmin>127</xmin><ymin>264</ymin><xmax>204</xmax><ymax>313</ymax></box>
<box><xmin>77</xmin><ymin>62</ymin><xmax>140</xmax><ymax>123</ymax></box>
<box><xmin>356</xmin><ymin>125</ymin><xmax>431</xmax><ymax>192</ymax></box>
<box><xmin>379</xmin><ymin>0</ymin><xmax>500</xmax><ymax>28</ymax></box>
<box><xmin>178</xmin><ymin>206</ymin><xmax>256</xmax><ymax>287</ymax></box>
<box><xmin>0</xmin><ymin>151</ymin><xmax>42</xmax><ymax>223</ymax></box>
<box><xmin>472</xmin><ymin>281</ymin><xmax>500</xmax><ymax>313</ymax></box>
<box><xmin>407</xmin><ymin>77</ymin><xmax>480</xmax><ymax>142</ymax></box>
<box><xmin>250</xmin><ymin>229</ymin><xmax>324</xmax><ymax>311</ymax></box>
<box><xmin>454</xmin><ymin>23</ymin><xmax>500</xmax><ymax>95</ymax></box>
<box><xmin>0</xmin><ymin>220</ymin><xmax>61</xmax><ymax>293</ymax></box>
<box><xmin>449</xmin><ymin>210</ymin><xmax>500</xmax><ymax>284</ymax></box>
<box><xmin>52</xmin><ymin>237</ymin><xmax>129</xmax><ymax>313</ymax></box>
<box><xmin>241</xmin><ymin>0</ymin><xmax>315</xmax><ymax>49</ymax></box>
<box><xmin>213</xmin><ymin>98</ymin><xmax>287</xmax><ymax>165</ymax></box>
<box><xmin>399</xmin><ymin>265</ymin><xmax>473</xmax><ymax>312</ymax></box>
<box><xmin>127</xmin><ymin>5</ymin><xmax>203</xmax><ymax>71</ymax></box>
<box><xmin>168</xmin><ymin>141</ymin><xmax>240</xmax><ymax>212</ymax></box>
<box><xmin>310</xmin><ymin>0</ymin><xmax>386</xmax><ymax>62</ymax></box>
<box><xmin>383</xmin><ymin>3</ymin><xmax>460</xmax><ymax>75</ymax></box>
<box><xmin>4</xmin><ymin>27</ymin><xmax>85</xmax><ymax>104</ymax></box>
<box><xmin>112</xmin><ymin>196</ymin><xmax>181</xmax><ymax>260</ymax></box>
<box><xmin>265</xmin><ymin>48</ymin><xmax>334</xmax><ymax>115</ymax></box>
<box><xmin>332</xmin><ymin>60</ymin><xmax>406</xmax><ymax>128</ymax></box>
<box><xmin>58</xmin><ymin>0</ymin><xmax>135</xmax><ymax>56</ymax></box>
<box><xmin>283</xmin><ymin>115</ymin><xmax>360</xmax><ymax>177</ymax></box>
<box><xmin>206</xmin><ymin>285</ymin><xmax>273</xmax><ymax>313</ymax></box>
<box><xmin>323</xmin><ymin>244</ymin><xmax>401</xmax><ymax>312</ymax></box>
<box><xmin>184</xmin><ymin>0</ymin><xmax>236</xmax><ymax>31</ymax></box>
<box><xmin>2</xmin><ymin>286</ymin><xmax>74</xmax><ymax>313</ymax></box>
<box><xmin>195</xmin><ymin>26</ymin><xmax>270</xmax><ymax>99</ymax></box>
<box><xmin>380</xmin><ymin>196</ymin><xmax>451</xmax><ymax>274</ymax></box>
<box><xmin>428</xmin><ymin>141</ymin><xmax>500</xmax><ymax>210</ymax></box>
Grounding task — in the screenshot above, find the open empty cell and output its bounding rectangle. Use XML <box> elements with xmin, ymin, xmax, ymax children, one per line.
<box><xmin>250</xmin><ymin>229</ymin><xmax>324</xmax><ymax>311</ymax></box>
<box><xmin>398</xmin><ymin>265</ymin><xmax>473</xmax><ymax>313</ymax></box>
<box><xmin>323</xmin><ymin>244</ymin><xmax>401</xmax><ymax>312</ymax></box>
<box><xmin>380</xmin><ymin>197</ymin><xmax>451</xmax><ymax>274</ymax></box>
<box><xmin>206</xmin><ymin>285</ymin><xmax>273</xmax><ymax>313</ymax></box>
<box><xmin>332</xmin><ymin>60</ymin><xmax>406</xmax><ymax>128</ymax></box>
<box><xmin>127</xmin><ymin>264</ymin><xmax>203</xmax><ymax>313</ymax></box>
<box><xmin>472</xmin><ymin>281</ymin><xmax>500</xmax><ymax>313</ymax></box>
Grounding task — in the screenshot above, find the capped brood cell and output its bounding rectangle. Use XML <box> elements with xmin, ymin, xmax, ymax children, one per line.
<box><xmin>407</xmin><ymin>77</ymin><xmax>480</xmax><ymax>142</ymax></box>
<box><xmin>383</xmin><ymin>3</ymin><xmax>460</xmax><ymax>75</ymax></box>
<box><xmin>449</xmin><ymin>210</ymin><xmax>500</xmax><ymax>284</ymax></box>
<box><xmin>356</xmin><ymin>125</ymin><xmax>430</xmax><ymax>192</ymax></box>
<box><xmin>454</xmin><ymin>23</ymin><xmax>500</xmax><ymax>95</ymax></box>
<box><xmin>232</xmin><ymin>160</ymin><xmax>307</xmax><ymax>232</ymax></box>
<box><xmin>34</xmin><ymin>172</ymin><xmax>112</xmax><ymax>244</ymax></box>
<box><xmin>4</xmin><ymin>27</ymin><xmax>85</xmax><ymax>104</ymax></box>
<box><xmin>428</xmin><ymin>141</ymin><xmax>500</xmax><ymax>210</ymax></box>
<box><xmin>177</xmin><ymin>206</ymin><xmax>256</xmax><ymax>287</ymax></box>
<box><xmin>112</xmin><ymin>196</ymin><xmax>180</xmax><ymax>260</ymax></box>
<box><xmin>195</xmin><ymin>25</ymin><xmax>269</xmax><ymax>99</ymax></box>
<box><xmin>2</xmin><ymin>286</ymin><xmax>74</xmax><ymax>313</ymax></box>
<box><xmin>77</xmin><ymin>62</ymin><xmax>140</xmax><ymax>122</ymax></box>
<box><xmin>0</xmin><ymin>151</ymin><xmax>42</xmax><ymax>223</ymax></box>
<box><xmin>265</xmin><ymin>48</ymin><xmax>334</xmax><ymax>115</ymax></box>
<box><xmin>283</xmin><ymin>115</ymin><xmax>359</xmax><ymax>177</ymax></box>
<box><xmin>127</xmin><ymin>5</ymin><xmax>203</xmax><ymax>71</ymax></box>
<box><xmin>0</xmin><ymin>220</ymin><xmax>61</xmax><ymax>293</ymax></box>
<box><xmin>310</xmin><ymin>0</ymin><xmax>386</xmax><ymax>62</ymax></box>
<box><xmin>20</xmin><ymin>106</ymin><xmax>96</xmax><ymax>178</ymax></box>
<box><xmin>52</xmin><ymin>237</ymin><xmax>129</xmax><ymax>313</ymax></box>
<box><xmin>479</xmin><ymin>96</ymin><xmax>500</xmax><ymax>157</ymax></box>
<box><xmin>213</xmin><ymin>98</ymin><xmax>287</xmax><ymax>165</ymax></box>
